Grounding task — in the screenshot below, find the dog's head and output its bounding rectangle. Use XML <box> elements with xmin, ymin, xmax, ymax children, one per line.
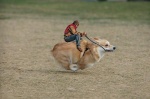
<box><xmin>93</xmin><ymin>37</ymin><xmax>116</xmax><ymax>52</ymax></box>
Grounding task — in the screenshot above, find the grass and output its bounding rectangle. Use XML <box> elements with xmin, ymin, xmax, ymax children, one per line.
<box><xmin>0</xmin><ymin>0</ymin><xmax>150</xmax><ymax>23</ymax></box>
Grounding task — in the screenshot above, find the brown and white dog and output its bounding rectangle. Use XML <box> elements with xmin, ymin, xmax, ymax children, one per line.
<box><xmin>51</xmin><ymin>37</ymin><xmax>116</xmax><ymax>71</ymax></box>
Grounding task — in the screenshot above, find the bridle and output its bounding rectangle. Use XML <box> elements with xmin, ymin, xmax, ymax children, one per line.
<box><xmin>85</xmin><ymin>35</ymin><xmax>106</xmax><ymax>51</ymax></box>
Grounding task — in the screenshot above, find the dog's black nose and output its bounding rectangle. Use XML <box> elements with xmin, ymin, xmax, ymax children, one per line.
<box><xmin>113</xmin><ymin>46</ymin><xmax>116</xmax><ymax>50</ymax></box>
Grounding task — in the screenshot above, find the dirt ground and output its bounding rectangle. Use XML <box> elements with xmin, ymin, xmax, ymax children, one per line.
<box><xmin>0</xmin><ymin>15</ymin><xmax>150</xmax><ymax>99</ymax></box>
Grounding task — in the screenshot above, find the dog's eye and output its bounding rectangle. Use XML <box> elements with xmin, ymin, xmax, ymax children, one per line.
<box><xmin>105</xmin><ymin>44</ymin><xmax>108</xmax><ymax>46</ymax></box>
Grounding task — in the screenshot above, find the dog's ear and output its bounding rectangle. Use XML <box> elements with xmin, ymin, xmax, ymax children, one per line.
<box><xmin>94</xmin><ymin>37</ymin><xmax>99</xmax><ymax>40</ymax></box>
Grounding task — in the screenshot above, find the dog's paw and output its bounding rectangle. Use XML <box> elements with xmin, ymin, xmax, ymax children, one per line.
<box><xmin>69</xmin><ymin>64</ymin><xmax>78</xmax><ymax>71</ymax></box>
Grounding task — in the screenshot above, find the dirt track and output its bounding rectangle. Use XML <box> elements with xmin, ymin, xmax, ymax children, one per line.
<box><xmin>0</xmin><ymin>16</ymin><xmax>150</xmax><ymax>99</ymax></box>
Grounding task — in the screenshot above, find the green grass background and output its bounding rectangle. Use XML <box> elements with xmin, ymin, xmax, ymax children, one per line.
<box><xmin>0</xmin><ymin>0</ymin><xmax>150</xmax><ymax>23</ymax></box>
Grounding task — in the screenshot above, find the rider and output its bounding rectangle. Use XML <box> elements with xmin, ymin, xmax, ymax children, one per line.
<box><xmin>64</xmin><ymin>20</ymin><xmax>86</xmax><ymax>52</ymax></box>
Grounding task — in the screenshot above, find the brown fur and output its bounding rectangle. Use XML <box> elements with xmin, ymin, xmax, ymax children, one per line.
<box><xmin>51</xmin><ymin>38</ymin><xmax>115</xmax><ymax>71</ymax></box>
<box><xmin>51</xmin><ymin>40</ymin><xmax>88</xmax><ymax>70</ymax></box>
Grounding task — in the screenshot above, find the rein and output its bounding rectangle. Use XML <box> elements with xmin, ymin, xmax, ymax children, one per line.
<box><xmin>85</xmin><ymin>35</ymin><xmax>106</xmax><ymax>51</ymax></box>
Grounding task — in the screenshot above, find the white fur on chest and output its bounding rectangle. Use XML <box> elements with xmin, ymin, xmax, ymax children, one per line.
<box><xmin>97</xmin><ymin>47</ymin><xmax>105</xmax><ymax>61</ymax></box>
<box><xmin>85</xmin><ymin>47</ymin><xmax>105</xmax><ymax>69</ymax></box>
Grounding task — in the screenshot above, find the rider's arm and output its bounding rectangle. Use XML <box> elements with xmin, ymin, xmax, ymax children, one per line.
<box><xmin>69</xmin><ymin>26</ymin><xmax>78</xmax><ymax>34</ymax></box>
<box><xmin>69</xmin><ymin>26</ymin><xmax>87</xmax><ymax>36</ymax></box>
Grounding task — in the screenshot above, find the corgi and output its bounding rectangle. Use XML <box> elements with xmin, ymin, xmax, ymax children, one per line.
<box><xmin>51</xmin><ymin>37</ymin><xmax>116</xmax><ymax>71</ymax></box>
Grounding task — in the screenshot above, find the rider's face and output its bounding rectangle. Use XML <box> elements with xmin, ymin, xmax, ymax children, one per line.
<box><xmin>76</xmin><ymin>23</ymin><xmax>79</xmax><ymax>27</ymax></box>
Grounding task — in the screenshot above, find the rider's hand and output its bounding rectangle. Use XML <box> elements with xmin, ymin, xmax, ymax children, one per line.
<box><xmin>82</xmin><ymin>32</ymin><xmax>87</xmax><ymax>36</ymax></box>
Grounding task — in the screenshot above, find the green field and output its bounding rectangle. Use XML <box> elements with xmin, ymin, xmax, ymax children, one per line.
<box><xmin>0</xmin><ymin>0</ymin><xmax>150</xmax><ymax>23</ymax></box>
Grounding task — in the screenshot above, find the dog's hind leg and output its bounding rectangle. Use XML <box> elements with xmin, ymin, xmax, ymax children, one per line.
<box><xmin>69</xmin><ymin>64</ymin><xmax>79</xmax><ymax>71</ymax></box>
<box><xmin>55</xmin><ymin>58</ymin><xmax>70</xmax><ymax>70</ymax></box>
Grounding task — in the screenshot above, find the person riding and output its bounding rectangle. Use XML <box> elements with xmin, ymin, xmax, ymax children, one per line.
<box><xmin>64</xmin><ymin>20</ymin><xmax>86</xmax><ymax>52</ymax></box>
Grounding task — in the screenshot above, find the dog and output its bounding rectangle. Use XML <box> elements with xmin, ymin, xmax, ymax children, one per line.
<box><xmin>51</xmin><ymin>37</ymin><xmax>116</xmax><ymax>71</ymax></box>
